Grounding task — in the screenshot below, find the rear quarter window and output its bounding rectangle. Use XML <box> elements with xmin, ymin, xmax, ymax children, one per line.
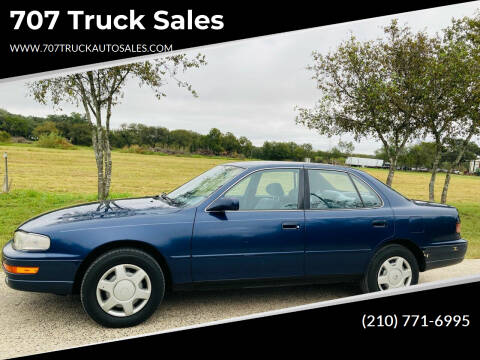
<box><xmin>351</xmin><ymin>175</ymin><xmax>383</xmax><ymax>207</ymax></box>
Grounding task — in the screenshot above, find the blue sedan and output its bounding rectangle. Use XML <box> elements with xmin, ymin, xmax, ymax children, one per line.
<box><xmin>2</xmin><ymin>161</ymin><xmax>467</xmax><ymax>327</ymax></box>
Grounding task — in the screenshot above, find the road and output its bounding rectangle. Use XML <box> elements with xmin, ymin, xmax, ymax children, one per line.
<box><xmin>1</xmin><ymin>260</ymin><xmax>480</xmax><ymax>359</ymax></box>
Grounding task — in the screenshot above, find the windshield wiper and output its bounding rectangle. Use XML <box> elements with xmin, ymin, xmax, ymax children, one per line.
<box><xmin>154</xmin><ymin>192</ymin><xmax>179</xmax><ymax>206</ymax></box>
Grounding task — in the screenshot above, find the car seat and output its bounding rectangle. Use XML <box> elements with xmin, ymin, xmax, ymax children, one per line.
<box><xmin>254</xmin><ymin>183</ymin><xmax>284</xmax><ymax>209</ymax></box>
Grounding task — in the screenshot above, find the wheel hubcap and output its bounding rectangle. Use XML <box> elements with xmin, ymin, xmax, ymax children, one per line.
<box><xmin>377</xmin><ymin>256</ymin><xmax>412</xmax><ymax>291</ymax></box>
<box><xmin>96</xmin><ymin>264</ymin><xmax>151</xmax><ymax>317</ymax></box>
<box><xmin>113</xmin><ymin>280</ymin><xmax>135</xmax><ymax>301</ymax></box>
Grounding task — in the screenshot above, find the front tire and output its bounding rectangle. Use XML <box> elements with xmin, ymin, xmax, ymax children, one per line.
<box><xmin>80</xmin><ymin>248</ymin><xmax>165</xmax><ymax>327</ymax></box>
<box><xmin>361</xmin><ymin>244</ymin><xmax>419</xmax><ymax>293</ymax></box>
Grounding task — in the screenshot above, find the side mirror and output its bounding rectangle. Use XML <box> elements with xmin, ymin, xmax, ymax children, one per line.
<box><xmin>208</xmin><ymin>197</ymin><xmax>240</xmax><ymax>212</ymax></box>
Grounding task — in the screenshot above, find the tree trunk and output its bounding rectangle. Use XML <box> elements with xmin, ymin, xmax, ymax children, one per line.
<box><xmin>440</xmin><ymin>131</ymin><xmax>474</xmax><ymax>204</ymax></box>
<box><xmin>429</xmin><ymin>150</ymin><xmax>441</xmax><ymax>202</ymax></box>
<box><xmin>103</xmin><ymin>134</ymin><xmax>112</xmax><ymax>199</ymax></box>
<box><xmin>102</xmin><ymin>98</ymin><xmax>113</xmax><ymax>200</ymax></box>
<box><xmin>92</xmin><ymin>127</ymin><xmax>106</xmax><ymax>201</ymax></box>
<box><xmin>91</xmin><ymin>116</ymin><xmax>113</xmax><ymax>201</ymax></box>
<box><xmin>440</xmin><ymin>170</ymin><xmax>452</xmax><ymax>204</ymax></box>
<box><xmin>92</xmin><ymin>138</ymin><xmax>112</xmax><ymax>201</ymax></box>
<box><xmin>376</xmin><ymin>130</ymin><xmax>410</xmax><ymax>188</ymax></box>
<box><xmin>386</xmin><ymin>157</ymin><xmax>397</xmax><ymax>187</ymax></box>
<box><xmin>77</xmin><ymin>74</ymin><xmax>112</xmax><ymax>202</ymax></box>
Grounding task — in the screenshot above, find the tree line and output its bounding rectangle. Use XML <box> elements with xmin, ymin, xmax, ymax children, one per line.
<box><xmin>2</xmin><ymin>107</ymin><xmax>478</xmax><ymax>173</ymax></box>
<box><xmin>0</xmin><ymin>108</ymin><xmax>363</xmax><ymax>162</ymax></box>
<box><xmin>0</xmin><ymin>109</ymin><xmax>92</xmax><ymax>145</ymax></box>
<box><xmin>296</xmin><ymin>14</ymin><xmax>480</xmax><ymax>203</ymax></box>
<box><xmin>375</xmin><ymin>141</ymin><xmax>480</xmax><ymax>173</ymax></box>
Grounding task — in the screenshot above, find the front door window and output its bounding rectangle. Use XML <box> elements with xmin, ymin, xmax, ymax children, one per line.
<box><xmin>223</xmin><ymin>169</ymin><xmax>300</xmax><ymax>210</ymax></box>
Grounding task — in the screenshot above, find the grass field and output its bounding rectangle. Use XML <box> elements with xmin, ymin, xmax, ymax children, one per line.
<box><xmin>1</xmin><ymin>143</ymin><xmax>479</xmax><ymax>257</ymax></box>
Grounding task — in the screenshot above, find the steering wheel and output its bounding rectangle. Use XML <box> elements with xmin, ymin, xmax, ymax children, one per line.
<box><xmin>310</xmin><ymin>192</ymin><xmax>331</xmax><ymax>208</ymax></box>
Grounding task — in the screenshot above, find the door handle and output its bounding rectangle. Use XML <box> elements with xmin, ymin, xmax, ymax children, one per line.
<box><xmin>282</xmin><ymin>223</ymin><xmax>300</xmax><ymax>230</ymax></box>
<box><xmin>372</xmin><ymin>220</ymin><xmax>387</xmax><ymax>228</ymax></box>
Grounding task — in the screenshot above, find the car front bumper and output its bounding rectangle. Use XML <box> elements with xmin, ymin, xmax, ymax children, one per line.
<box><xmin>2</xmin><ymin>240</ymin><xmax>81</xmax><ymax>295</ymax></box>
<box><xmin>423</xmin><ymin>239</ymin><xmax>468</xmax><ymax>271</ymax></box>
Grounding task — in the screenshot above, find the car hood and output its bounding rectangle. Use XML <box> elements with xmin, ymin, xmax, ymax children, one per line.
<box><xmin>17</xmin><ymin>196</ymin><xmax>178</xmax><ymax>232</ymax></box>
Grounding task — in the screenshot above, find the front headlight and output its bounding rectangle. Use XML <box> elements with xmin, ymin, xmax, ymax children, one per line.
<box><xmin>13</xmin><ymin>231</ymin><xmax>50</xmax><ymax>251</ymax></box>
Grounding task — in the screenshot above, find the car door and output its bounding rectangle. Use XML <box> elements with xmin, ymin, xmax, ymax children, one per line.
<box><xmin>191</xmin><ymin>168</ymin><xmax>305</xmax><ymax>282</ymax></box>
<box><xmin>305</xmin><ymin>169</ymin><xmax>394</xmax><ymax>276</ymax></box>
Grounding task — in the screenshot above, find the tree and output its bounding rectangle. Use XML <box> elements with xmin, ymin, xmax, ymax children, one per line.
<box><xmin>169</xmin><ymin>129</ymin><xmax>195</xmax><ymax>150</ymax></box>
<box><xmin>238</xmin><ymin>136</ymin><xmax>253</xmax><ymax>158</ymax></box>
<box><xmin>438</xmin><ymin>14</ymin><xmax>480</xmax><ymax>203</ymax></box>
<box><xmin>441</xmin><ymin>140</ymin><xmax>480</xmax><ymax>165</ymax></box>
<box><xmin>32</xmin><ymin>121</ymin><xmax>58</xmax><ymax>138</ymax></box>
<box><xmin>0</xmin><ymin>130</ymin><xmax>10</xmax><ymax>142</ymax></box>
<box><xmin>296</xmin><ymin>20</ymin><xmax>431</xmax><ymax>186</ymax></box>
<box><xmin>46</xmin><ymin>113</ymin><xmax>92</xmax><ymax>145</ymax></box>
<box><xmin>205</xmin><ymin>128</ymin><xmax>224</xmax><ymax>155</ymax></box>
<box><xmin>326</xmin><ymin>146</ymin><xmax>343</xmax><ymax>164</ymax></box>
<box><xmin>0</xmin><ymin>112</ymin><xmax>34</xmax><ymax>138</ymax></box>
<box><xmin>222</xmin><ymin>132</ymin><xmax>240</xmax><ymax>154</ymax></box>
<box><xmin>69</xmin><ymin>122</ymin><xmax>93</xmax><ymax>146</ymax></box>
<box><xmin>28</xmin><ymin>54</ymin><xmax>206</xmax><ymax>200</ymax></box>
<box><xmin>337</xmin><ymin>140</ymin><xmax>354</xmax><ymax>156</ymax></box>
<box><xmin>136</xmin><ymin>124</ymin><xmax>158</xmax><ymax>148</ymax></box>
<box><xmin>412</xmin><ymin>34</ymin><xmax>464</xmax><ymax>201</ymax></box>
<box><xmin>405</xmin><ymin>142</ymin><xmax>437</xmax><ymax>169</ymax></box>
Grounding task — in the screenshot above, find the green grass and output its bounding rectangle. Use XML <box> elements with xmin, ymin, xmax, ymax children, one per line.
<box><xmin>451</xmin><ymin>202</ymin><xmax>480</xmax><ymax>258</ymax></box>
<box><xmin>0</xmin><ymin>143</ymin><xmax>478</xmax><ymax>257</ymax></box>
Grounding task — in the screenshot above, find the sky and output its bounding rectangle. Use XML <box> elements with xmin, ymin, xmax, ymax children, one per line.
<box><xmin>1</xmin><ymin>2</ymin><xmax>479</xmax><ymax>155</ymax></box>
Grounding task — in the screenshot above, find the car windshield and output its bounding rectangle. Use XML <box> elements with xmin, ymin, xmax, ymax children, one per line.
<box><xmin>167</xmin><ymin>165</ymin><xmax>244</xmax><ymax>207</ymax></box>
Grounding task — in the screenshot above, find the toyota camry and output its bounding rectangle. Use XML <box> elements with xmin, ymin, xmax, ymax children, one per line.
<box><xmin>2</xmin><ymin>161</ymin><xmax>467</xmax><ymax>327</ymax></box>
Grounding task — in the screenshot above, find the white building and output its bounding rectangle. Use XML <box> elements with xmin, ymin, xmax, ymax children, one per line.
<box><xmin>345</xmin><ymin>157</ymin><xmax>384</xmax><ymax>168</ymax></box>
<box><xmin>470</xmin><ymin>157</ymin><xmax>480</xmax><ymax>174</ymax></box>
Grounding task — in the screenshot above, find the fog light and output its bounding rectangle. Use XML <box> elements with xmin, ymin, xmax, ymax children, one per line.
<box><xmin>3</xmin><ymin>263</ymin><xmax>39</xmax><ymax>274</ymax></box>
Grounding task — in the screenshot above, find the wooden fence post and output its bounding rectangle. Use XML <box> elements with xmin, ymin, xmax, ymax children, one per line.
<box><xmin>2</xmin><ymin>152</ymin><xmax>8</xmax><ymax>193</ymax></box>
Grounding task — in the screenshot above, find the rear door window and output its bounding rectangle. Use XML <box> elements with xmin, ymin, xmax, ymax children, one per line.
<box><xmin>308</xmin><ymin>170</ymin><xmax>363</xmax><ymax>209</ymax></box>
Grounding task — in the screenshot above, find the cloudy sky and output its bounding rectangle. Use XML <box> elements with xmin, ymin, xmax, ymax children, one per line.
<box><xmin>1</xmin><ymin>2</ymin><xmax>479</xmax><ymax>154</ymax></box>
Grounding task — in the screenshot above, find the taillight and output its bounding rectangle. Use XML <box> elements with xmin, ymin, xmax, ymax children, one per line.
<box><xmin>456</xmin><ymin>222</ymin><xmax>461</xmax><ymax>234</ymax></box>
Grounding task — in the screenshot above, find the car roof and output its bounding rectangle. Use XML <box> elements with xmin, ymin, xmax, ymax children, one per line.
<box><xmin>223</xmin><ymin>161</ymin><xmax>351</xmax><ymax>171</ymax></box>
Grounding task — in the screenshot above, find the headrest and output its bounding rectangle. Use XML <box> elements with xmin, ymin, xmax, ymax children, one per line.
<box><xmin>266</xmin><ymin>183</ymin><xmax>284</xmax><ymax>197</ymax></box>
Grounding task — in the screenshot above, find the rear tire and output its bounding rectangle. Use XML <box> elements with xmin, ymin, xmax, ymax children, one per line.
<box><xmin>80</xmin><ymin>248</ymin><xmax>165</xmax><ymax>327</ymax></box>
<box><xmin>360</xmin><ymin>244</ymin><xmax>419</xmax><ymax>293</ymax></box>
